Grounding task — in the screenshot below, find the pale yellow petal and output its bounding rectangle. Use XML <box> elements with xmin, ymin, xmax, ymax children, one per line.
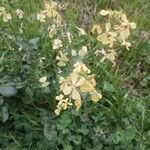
<box><xmin>71</xmin><ymin>49</ymin><xmax>77</xmax><ymax>56</ymax></box>
<box><xmin>121</xmin><ymin>14</ymin><xmax>128</xmax><ymax>23</ymax></box>
<box><xmin>100</xmin><ymin>10</ymin><xmax>110</xmax><ymax>16</ymax></box>
<box><xmin>63</xmin><ymin>85</ymin><xmax>72</xmax><ymax>95</ymax></box>
<box><xmin>89</xmin><ymin>77</ymin><xmax>96</xmax><ymax>87</ymax></box>
<box><xmin>130</xmin><ymin>22</ymin><xmax>136</xmax><ymax>29</ymax></box>
<box><xmin>70</xmin><ymin>73</ymin><xmax>78</xmax><ymax>85</ymax></box>
<box><xmin>76</xmin><ymin>76</ymin><xmax>85</xmax><ymax>87</ymax></box>
<box><xmin>74</xmin><ymin>99</ymin><xmax>82</xmax><ymax>110</ymax></box>
<box><xmin>55</xmin><ymin>109</ymin><xmax>60</xmax><ymax>115</ymax></box>
<box><xmin>39</xmin><ymin>76</ymin><xmax>47</xmax><ymax>83</ymax></box>
<box><xmin>57</xmin><ymin>60</ymin><xmax>66</xmax><ymax>67</ymax></box>
<box><xmin>109</xmin><ymin>32</ymin><xmax>117</xmax><ymax>37</ymax></box>
<box><xmin>80</xmin><ymin>81</ymin><xmax>94</xmax><ymax>93</ymax></box>
<box><xmin>59</xmin><ymin>76</ymin><xmax>65</xmax><ymax>84</ymax></box>
<box><xmin>91</xmin><ymin>90</ymin><xmax>102</xmax><ymax>102</ymax></box>
<box><xmin>97</xmin><ymin>33</ymin><xmax>110</xmax><ymax>45</ymax></box>
<box><xmin>41</xmin><ymin>81</ymin><xmax>49</xmax><ymax>87</ymax></box>
<box><xmin>71</xmin><ymin>88</ymin><xmax>81</xmax><ymax>100</ymax></box>
<box><xmin>91</xmin><ymin>24</ymin><xmax>102</xmax><ymax>35</ymax></box>
<box><xmin>106</xmin><ymin>22</ymin><xmax>111</xmax><ymax>32</ymax></box>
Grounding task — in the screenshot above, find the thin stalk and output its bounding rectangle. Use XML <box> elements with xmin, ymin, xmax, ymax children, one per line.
<box><xmin>82</xmin><ymin>95</ymin><xmax>95</xmax><ymax>146</ymax></box>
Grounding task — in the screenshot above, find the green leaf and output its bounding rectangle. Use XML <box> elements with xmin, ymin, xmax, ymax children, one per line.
<box><xmin>29</xmin><ymin>37</ymin><xmax>40</xmax><ymax>49</ymax></box>
<box><xmin>103</xmin><ymin>81</ymin><xmax>115</xmax><ymax>92</ymax></box>
<box><xmin>0</xmin><ymin>85</ymin><xmax>17</xmax><ymax>97</ymax></box>
<box><xmin>1</xmin><ymin>104</ymin><xmax>9</xmax><ymax>122</ymax></box>
<box><xmin>0</xmin><ymin>97</ymin><xmax>4</xmax><ymax>105</ymax></box>
<box><xmin>43</xmin><ymin>124</ymin><xmax>57</xmax><ymax>140</ymax></box>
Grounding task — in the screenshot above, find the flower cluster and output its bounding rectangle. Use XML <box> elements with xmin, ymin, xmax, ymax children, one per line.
<box><xmin>91</xmin><ymin>10</ymin><xmax>136</xmax><ymax>66</ymax></box>
<box><xmin>52</xmin><ymin>24</ymin><xmax>102</xmax><ymax>115</ymax></box>
<box><xmin>37</xmin><ymin>1</ymin><xmax>62</xmax><ymax>26</ymax></box>
<box><xmin>55</xmin><ymin>61</ymin><xmax>102</xmax><ymax>115</ymax></box>
<box><xmin>36</xmin><ymin>7</ymin><xmax>136</xmax><ymax>115</ymax></box>
<box><xmin>0</xmin><ymin>7</ymin><xmax>11</xmax><ymax>22</ymax></box>
<box><xmin>0</xmin><ymin>7</ymin><xmax>24</xmax><ymax>22</ymax></box>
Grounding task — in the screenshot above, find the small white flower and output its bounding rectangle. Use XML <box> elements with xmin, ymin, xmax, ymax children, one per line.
<box><xmin>39</xmin><ymin>57</ymin><xmax>46</xmax><ymax>63</ymax></box>
<box><xmin>58</xmin><ymin>69</ymin><xmax>62</xmax><ymax>74</ymax></box>
<box><xmin>37</xmin><ymin>13</ymin><xmax>46</xmax><ymax>22</ymax></box>
<box><xmin>16</xmin><ymin>9</ymin><xmax>24</xmax><ymax>19</ymax></box>
<box><xmin>71</xmin><ymin>49</ymin><xmax>77</xmax><ymax>56</ymax></box>
<box><xmin>100</xmin><ymin>10</ymin><xmax>110</xmax><ymax>16</ymax></box>
<box><xmin>78</xmin><ymin>46</ymin><xmax>88</xmax><ymax>57</ymax></box>
<box><xmin>0</xmin><ymin>7</ymin><xmax>6</xmax><ymax>16</ymax></box>
<box><xmin>39</xmin><ymin>76</ymin><xmax>49</xmax><ymax>87</ymax></box>
<box><xmin>39</xmin><ymin>76</ymin><xmax>47</xmax><ymax>83</ymax></box>
<box><xmin>48</xmin><ymin>24</ymin><xmax>57</xmax><ymax>38</ymax></box>
<box><xmin>52</xmin><ymin>39</ymin><xmax>63</xmax><ymax>49</ymax></box>
<box><xmin>41</xmin><ymin>82</ymin><xmax>49</xmax><ymax>87</ymax></box>
<box><xmin>3</xmin><ymin>13</ymin><xmax>11</xmax><ymax>22</ymax></box>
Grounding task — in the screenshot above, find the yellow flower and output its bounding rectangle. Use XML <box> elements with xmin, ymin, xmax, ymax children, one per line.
<box><xmin>58</xmin><ymin>73</ymin><xmax>87</xmax><ymax>111</ymax></box>
<box><xmin>90</xmin><ymin>90</ymin><xmax>102</xmax><ymax>102</ymax></box>
<box><xmin>80</xmin><ymin>80</ymin><xmax>94</xmax><ymax>93</ymax></box>
<box><xmin>113</xmin><ymin>13</ymin><xmax>136</xmax><ymax>50</ymax></box>
<box><xmin>3</xmin><ymin>13</ymin><xmax>11</xmax><ymax>22</ymax></box>
<box><xmin>60</xmin><ymin>73</ymin><xmax>84</xmax><ymax>96</ymax></box>
<box><xmin>52</xmin><ymin>39</ymin><xmax>63</xmax><ymax>49</ymax></box>
<box><xmin>91</xmin><ymin>24</ymin><xmax>102</xmax><ymax>35</ymax></box>
<box><xmin>73</xmin><ymin>62</ymin><xmax>91</xmax><ymax>74</ymax></box>
<box><xmin>45</xmin><ymin>1</ymin><xmax>58</xmax><ymax>10</ymax></box>
<box><xmin>66</xmin><ymin>32</ymin><xmax>72</xmax><ymax>45</ymax></box>
<box><xmin>122</xmin><ymin>41</ymin><xmax>131</xmax><ymax>50</ymax></box>
<box><xmin>48</xmin><ymin>24</ymin><xmax>57</xmax><ymax>38</ymax></box>
<box><xmin>97</xmin><ymin>23</ymin><xmax>117</xmax><ymax>48</ymax></box>
<box><xmin>37</xmin><ymin>13</ymin><xmax>46</xmax><ymax>22</ymax></box>
<box><xmin>129</xmin><ymin>22</ymin><xmax>136</xmax><ymax>29</ymax></box>
<box><xmin>120</xmin><ymin>14</ymin><xmax>136</xmax><ymax>29</ymax></box>
<box><xmin>37</xmin><ymin>1</ymin><xmax>62</xmax><ymax>26</ymax></box>
<box><xmin>55</xmin><ymin>94</ymin><xmax>72</xmax><ymax>110</ymax></box>
<box><xmin>74</xmin><ymin>99</ymin><xmax>82</xmax><ymax>110</ymax></box>
<box><xmin>87</xmin><ymin>75</ymin><xmax>96</xmax><ymax>87</ymax></box>
<box><xmin>16</xmin><ymin>9</ymin><xmax>24</xmax><ymax>19</ymax></box>
<box><xmin>56</xmin><ymin>51</ymin><xmax>69</xmax><ymax>67</ymax></box>
<box><xmin>56</xmin><ymin>63</ymin><xmax>102</xmax><ymax>113</ymax></box>
<box><xmin>43</xmin><ymin>9</ymin><xmax>58</xmax><ymax>18</ymax></box>
<box><xmin>54</xmin><ymin>108</ymin><xmax>61</xmax><ymax>116</ymax></box>
<box><xmin>100</xmin><ymin>49</ymin><xmax>117</xmax><ymax>66</ymax></box>
<box><xmin>55</xmin><ymin>94</ymin><xmax>72</xmax><ymax>115</ymax></box>
<box><xmin>42</xmin><ymin>1</ymin><xmax>59</xmax><ymax>18</ymax></box>
<box><xmin>80</xmin><ymin>75</ymin><xmax>96</xmax><ymax>93</ymax></box>
<box><xmin>100</xmin><ymin>10</ymin><xmax>122</xmax><ymax>18</ymax></box>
